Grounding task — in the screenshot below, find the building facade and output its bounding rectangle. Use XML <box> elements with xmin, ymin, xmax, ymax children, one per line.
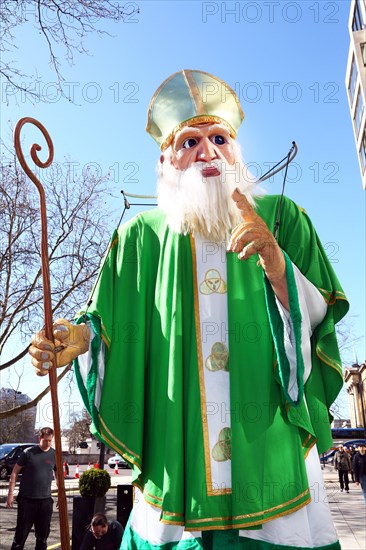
<box><xmin>344</xmin><ymin>362</ymin><xmax>366</xmax><ymax>430</ymax></box>
<box><xmin>345</xmin><ymin>0</ymin><xmax>366</xmax><ymax>189</ymax></box>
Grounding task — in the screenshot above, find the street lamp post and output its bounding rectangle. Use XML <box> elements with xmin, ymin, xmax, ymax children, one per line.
<box><xmin>99</xmin><ymin>442</ymin><xmax>105</xmax><ymax>469</ymax></box>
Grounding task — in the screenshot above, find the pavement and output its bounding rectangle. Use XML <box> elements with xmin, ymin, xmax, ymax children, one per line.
<box><xmin>0</xmin><ymin>464</ymin><xmax>364</xmax><ymax>549</ymax></box>
<box><xmin>321</xmin><ymin>464</ymin><xmax>366</xmax><ymax>550</ymax></box>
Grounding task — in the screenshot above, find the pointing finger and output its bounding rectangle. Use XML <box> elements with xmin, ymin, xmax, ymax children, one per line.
<box><xmin>232</xmin><ymin>188</ymin><xmax>256</xmax><ymax>221</ymax></box>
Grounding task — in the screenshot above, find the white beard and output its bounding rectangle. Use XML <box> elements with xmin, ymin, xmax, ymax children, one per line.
<box><xmin>157</xmin><ymin>147</ymin><xmax>262</xmax><ymax>244</ymax></box>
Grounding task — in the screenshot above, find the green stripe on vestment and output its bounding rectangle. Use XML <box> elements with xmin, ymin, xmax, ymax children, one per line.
<box><xmin>263</xmin><ymin>250</ymin><xmax>305</xmax><ymax>406</ymax></box>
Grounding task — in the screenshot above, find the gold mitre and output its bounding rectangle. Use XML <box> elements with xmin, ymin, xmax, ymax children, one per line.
<box><xmin>146</xmin><ymin>69</ymin><xmax>244</xmax><ymax>151</ymax></box>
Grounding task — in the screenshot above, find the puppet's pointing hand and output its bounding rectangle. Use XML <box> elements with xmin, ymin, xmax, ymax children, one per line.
<box><xmin>228</xmin><ymin>189</ymin><xmax>287</xmax><ymax>296</ymax></box>
<box><xmin>29</xmin><ymin>319</ymin><xmax>90</xmax><ymax>376</ymax></box>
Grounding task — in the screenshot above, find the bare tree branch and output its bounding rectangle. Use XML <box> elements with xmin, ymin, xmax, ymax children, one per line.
<box><xmin>62</xmin><ymin>408</ymin><xmax>92</xmax><ymax>453</ymax></box>
<box><xmin>0</xmin><ymin>363</ymin><xmax>72</xmax><ymax>420</ymax></box>
<box><xmin>0</xmin><ymin>147</ymin><xmax>116</xmax><ymax>419</ymax></box>
<box><xmin>0</xmin><ymin>0</ymin><xmax>140</xmax><ymax>102</ymax></box>
<box><xmin>0</xmin><ymin>345</ymin><xmax>30</xmax><ymax>371</ymax></box>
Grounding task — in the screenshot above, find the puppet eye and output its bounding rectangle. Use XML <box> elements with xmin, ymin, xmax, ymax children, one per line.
<box><xmin>182</xmin><ymin>138</ymin><xmax>198</xmax><ymax>149</ymax></box>
<box><xmin>212</xmin><ymin>135</ymin><xmax>226</xmax><ymax>145</ymax></box>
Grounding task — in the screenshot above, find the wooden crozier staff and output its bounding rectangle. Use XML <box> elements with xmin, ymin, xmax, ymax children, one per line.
<box><xmin>14</xmin><ymin>117</ymin><xmax>70</xmax><ymax>550</ymax></box>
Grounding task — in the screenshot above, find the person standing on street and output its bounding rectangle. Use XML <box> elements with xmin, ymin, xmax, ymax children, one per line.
<box><xmin>352</xmin><ymin>443</ymin><xmax>366</xmax><ymax>503</ymax></box>
<box><xmin>334</xmin><ymin>444</ymin><xmax>351</xmax><ymax>493</ymax></box>
<box><xmin>348</xmin><ymin>446</ymin><xmax>356</xmax><ymax>482</ymax></box>
<box><xmin>6</xmin><ymin>427</ymin><xmax>56</xmax><ymax>550</ymax></box>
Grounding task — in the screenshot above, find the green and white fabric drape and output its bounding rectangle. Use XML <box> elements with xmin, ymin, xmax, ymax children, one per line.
<box><xmin>74</xmin><ymin>195</ymin><xmax>348</xmax><ymax>548</ymax></box>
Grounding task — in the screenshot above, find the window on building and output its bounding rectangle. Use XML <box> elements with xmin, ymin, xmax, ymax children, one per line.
<box><xmin>361</xmin><ymin>43</ymin><xmax>366</xmax><ymax>66</ymax></box>
<box><xmin>355</xmin><ymin>92</ymin><xmax>365</xmax><ymax>135</ymax></box>
<box><xmin>354</xmin><ymin>89</ymin><xmax>364</xmax><ymax>136</ymax></box>
<box><xmin>352</xmin><ymin>0</ymin><xmax>365</xmax><ymax>31</ymax></box>
<box><xmin>348</xmin><ymin>55</ymin><xmax>358</xmax><ymax>104</ymax></box>
<box><xmin>360</xmin><ymin>130</ymin><xmax>366</xmax><ymax>172</ymax></box>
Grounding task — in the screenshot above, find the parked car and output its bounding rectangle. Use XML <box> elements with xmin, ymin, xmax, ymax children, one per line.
<box><xmin>107</xmin><ymin>453</ymin><xmax>130</xmax><ymax>469</ymax></box>
<box><xmin>0</xmin><ymin>443</ymin><xmax>35</xmax><ymax>480</ymax></box>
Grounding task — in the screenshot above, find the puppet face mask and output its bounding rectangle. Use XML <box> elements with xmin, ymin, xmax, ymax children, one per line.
<box><xmin>170</xmin><ymin>123</ymin><xmax>236</xmax><ymax>174</ymax></box>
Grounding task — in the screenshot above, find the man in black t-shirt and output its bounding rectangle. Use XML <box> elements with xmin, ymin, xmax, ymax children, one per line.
<box><xmin>6</xmin><ymin>427</ymin><xmax>56</xmax><ymax>550</ymax></box>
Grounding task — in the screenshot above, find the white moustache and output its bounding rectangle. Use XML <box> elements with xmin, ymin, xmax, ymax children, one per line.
<box><xmin>186</xmin><ymin>160</ymin><xmax>223</xmax><ymax>174</ymax></box>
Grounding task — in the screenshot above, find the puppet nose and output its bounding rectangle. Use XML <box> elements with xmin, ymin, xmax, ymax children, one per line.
<box><xmin>196</xmin><ymin>138</ymin><xmax>217</xmax><ymax>162</ymax></box>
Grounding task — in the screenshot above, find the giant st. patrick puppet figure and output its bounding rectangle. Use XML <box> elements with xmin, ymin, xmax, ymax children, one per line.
<box><xmin>30</xmin><ymin>70</ymin><xmax>348</xmax><ymax>549</ymax></box>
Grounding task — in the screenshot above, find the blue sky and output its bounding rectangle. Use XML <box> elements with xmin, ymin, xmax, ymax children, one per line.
<box><xmin>1</xmin><ymin>0</ymin><xmax>364</xmax><ymax>425</ymax></box>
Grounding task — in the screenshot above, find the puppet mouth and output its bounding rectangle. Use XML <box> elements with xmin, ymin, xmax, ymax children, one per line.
<box><xmin>202</xmin><ymin>166</ymin><xmax>220</xmax><ymax>177</ymax></box>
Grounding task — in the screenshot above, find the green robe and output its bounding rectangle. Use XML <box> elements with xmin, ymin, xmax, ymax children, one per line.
<box><xmin>74</xmin><ymin>194</ymin><xmax>348</xmax><ymax>531</ymax></box>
